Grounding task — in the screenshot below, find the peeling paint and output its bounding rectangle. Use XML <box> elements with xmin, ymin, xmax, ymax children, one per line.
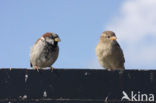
<box><xmin>104</xmin><ymin>96</ymin><xmax>108</xmax><ymax>102</ymax></box>
<box><xmin>43</xmin><ymin>91</ymin><xmax>47</xmax><ymax>97</ymax></box>
<box><xmin>25</xmin><ymin>74</ymin><xmax>28</xmax><ymax>82</ymax></box>
<box><xmin>119</xmin><ymin>70</ymin><xmax>124</xmax><ymax>75</ymax></box>
<box><xmin>150</xmin><ymin>72</ymin><xmax>154</xmax><ymax>82</ymax></box>
<box><xmin>0</xmin><ymin>69</ymin><xmax>155</xmax><ymax>102</ymax></box>
<box><xmin>59</xmin><ymin>97</ymin><xmax>63</xmax><ymax>100</ymax></box>
<box><xmin>84</xmin><ymin>72</ymin><xmax>88</xmax><ymax>76</ymax></box>
<box><xmin>22</xmin><ymin>95</ymin><xmax>27</xmax><ymax>99</ymax></box>
<box><xmin>128</xmin><ymin>73</ymin><xmax>131</xmax><ymax>79</ymax></box>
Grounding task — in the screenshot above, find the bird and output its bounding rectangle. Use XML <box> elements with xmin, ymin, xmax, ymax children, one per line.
<box><xmin>96</xmin><ymin>31</ymin><xmax>125</xmax><ymax>70</ymax></box>
<box><xmin>30</xmin><ymin>32</ymin><xmax>61</xmax><ymax>71</ymax></box>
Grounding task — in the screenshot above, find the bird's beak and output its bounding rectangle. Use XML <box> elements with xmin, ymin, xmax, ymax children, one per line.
<box><xmin>54</xmin><ymin>38</ymin><xmax>61</xmax><ymax>42</ymax></box>
<box><xmin>110</xmin><ymin>36</ymin><xmax>117</xmax><ymax>40</ymax></box>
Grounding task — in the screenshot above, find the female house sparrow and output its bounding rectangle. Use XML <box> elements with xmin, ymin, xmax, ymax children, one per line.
<box><xmin>30</xmin><ymin>32</ymin><xmax>61</xmax><ymax>71</ymax></box>
<box><xmin>96</xmin><ymin>31</ymin><xmax>125</xmax><ymax>70</ymax></box>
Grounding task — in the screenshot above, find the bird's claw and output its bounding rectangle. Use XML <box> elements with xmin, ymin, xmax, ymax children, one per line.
<box><xmin>36</xmin><ymin>69</ymin><xmax>39</xmax><ymax>72</ymax></box>
<box><xmin>50</xmin><ymin>67</ymin><xmax>55</xmax><ymax>72</ymax></box>
<box><xmin>34</xmin><ymin>66</ymin><xmax>40</xmax><ymax>72</ymax></box>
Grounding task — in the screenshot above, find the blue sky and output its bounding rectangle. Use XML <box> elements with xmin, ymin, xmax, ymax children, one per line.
<box><xmin>0</xmin><ymin>0</ymin><xmax>156</xmax><ymax>69</ymax></box>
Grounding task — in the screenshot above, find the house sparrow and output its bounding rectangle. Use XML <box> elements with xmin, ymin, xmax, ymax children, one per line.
<box><xmin>30</xmin><ymin>32</ymin><xmax>61</xmax><ymax>71</ymax></box>
<box><xmin>96</xmin><ymin>31</ymin><xmax>125</xmax><ymax>70</ymax></box>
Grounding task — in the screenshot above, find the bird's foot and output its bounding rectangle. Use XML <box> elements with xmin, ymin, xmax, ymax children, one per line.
<box><xmin>50</xmin><ymin>67</ymin><xmax>55</xmax><ymax>72</ymax></box>
<box><xmin>34</xmin><ymin>66</ymin><xmax>40</xmax><ymax>72</ymax></box>
<box><xmin>107</xmin><ymin>68</ymin><xmax>111</xmax><ymax>71</ymax></box>
<box><xmin>119</xmin><ymin>70</ymin><xmax>124</xmax><ymax>75</ymax></box>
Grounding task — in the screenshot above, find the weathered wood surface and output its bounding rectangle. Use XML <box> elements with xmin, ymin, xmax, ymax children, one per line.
<box><xmin>0</xmin><ymin>69</ymin><xmax>155</xmax><ymax>103</ymax></box>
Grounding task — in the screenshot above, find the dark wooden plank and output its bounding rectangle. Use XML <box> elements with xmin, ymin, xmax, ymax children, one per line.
<box><xmin>0</xmin><ymin>69</ymin><xmax>155</xmax><ymax>102</ymax></box>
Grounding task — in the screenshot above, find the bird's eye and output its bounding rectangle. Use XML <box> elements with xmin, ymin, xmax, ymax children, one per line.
<box><xmin>107</xmin><ymin>36</ymin><xmax>110</xmax><ymax>38</ymax></box>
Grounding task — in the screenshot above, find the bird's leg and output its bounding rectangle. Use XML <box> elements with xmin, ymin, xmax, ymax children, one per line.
<box><xmin>10</xmin><ymin>67</ymin><xmax>12</xmax><ymax>71</ymax></box>
<box><xmin>34</xmin><ymin>66</ymin><xmax>40</xmax><ymax>72</ymax></box>
<box><xmin>107</xmin><ymin>68</ymin><xmax>111</xmax><ymax>71</ymax></box>
<box><xmin>50</xmin><ymin>67</ymin><xmax>55</xmax><ymax>72</ymax></box>
<box><xmin>119</xmin><ymin>70</ymin><xmax>124</xmax><ymax>75</ymax></box>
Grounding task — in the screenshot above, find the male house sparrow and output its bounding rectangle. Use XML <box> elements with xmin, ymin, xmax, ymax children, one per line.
<box><xmin>96</xmin><ymin>31</ymin><xmax>125</xmax><ymax>70</ymax></box>
<box><xmin>30</xmin><ymin>32</ymin><xmax>61</xmax><ymax>71</ymax></box>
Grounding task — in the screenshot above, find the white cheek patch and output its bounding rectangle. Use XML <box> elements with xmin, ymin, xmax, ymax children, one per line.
<box><xmin>46</xmin><ymin>38</ymin><xmax>54</xmax><ymax>45</ymax></box>
<box><xmin>41</xmin><ymin>37</ymin><xmax>45</xmax><ymax>41</ymax></box>
<box><xmin>51</xmin><ymin>39</ymin><xmax>54</xmax><ymax>45</ymax></box>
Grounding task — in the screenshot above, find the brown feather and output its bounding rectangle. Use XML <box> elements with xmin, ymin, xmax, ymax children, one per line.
<box><xmin>42</xmin><ymin>32</ymin><xmax>53</xmax><ymax>38</ymax></box>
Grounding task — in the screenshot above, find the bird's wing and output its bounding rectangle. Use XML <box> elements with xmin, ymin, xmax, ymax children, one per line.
<box><xmin>30</xmin><ymin>62</ymin><xmax>32</xmax><ymax>67</ymax></box>
<box><xmin>30</xmin><ymin>45</ymin><xmax>35</xmax><ymax>68</ymax></box>
<box><xmin>114</xmin><ymin>42</ymin><xmax>125</xmax><ymax>63</ymax></box>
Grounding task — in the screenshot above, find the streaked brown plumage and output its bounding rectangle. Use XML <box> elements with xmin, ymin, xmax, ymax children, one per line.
<box><xmin>30</xmin><ymin>32</ymin><xmax>61</xmax><ymax>70</ymax></box>
<box><xmin>96</xmin><ymin>31</ymin><xmax>125</xmax><ymax>70</ymax></box>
